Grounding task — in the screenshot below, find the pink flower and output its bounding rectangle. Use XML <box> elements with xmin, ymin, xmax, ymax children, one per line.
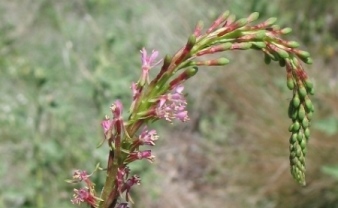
<box><xmin>116</xmin><ymin>167</ymin><xmax>130</xmax><ymax>192</ymax></box>
<box><xmin>121</xmin><ymin>175</ymin><xmax>141</xmax><ymax>202</ymax></box>
<box><xmin>101</xmin><ymin>117</ymin><xmax>113</xmax><ymax>134</ymax></box>
<box><xmin>73</xmin><ymin>169</ymin><xmax>90</xmax><ymax>182</ymax></box>
<box><xmin>155</xmin><ymin>85</ymin><xmax>189</xmax><ymax>122</ymax></box>
<box><xmin>140</xmin><ymin>48</ymin><xmax>162</xmax><ymax>85</ymax></box>
<box><xmin>137</xmin><ymin>127</ymin><xmax>158</xmax><ymax>146</ymax></box>
<box><xmin>71</xmin><ymin>188</ymin><xmax>98</xmax><ymax>207</ymax></box>
<box><xmin>125</xmin><ymin>150</ymin><xmax>155</xmax><ymax>163</ymax></box>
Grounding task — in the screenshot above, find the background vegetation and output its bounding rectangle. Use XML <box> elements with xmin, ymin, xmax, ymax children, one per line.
<box><xmin>1</xmin><ymin>0</ymin><xmax>338</xmax><ymax>207</ymax></box>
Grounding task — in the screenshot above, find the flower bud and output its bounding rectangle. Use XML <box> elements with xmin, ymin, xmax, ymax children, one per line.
<box><xmin>302</xmin><ymin>117</ymin><xmax>310</xmax><ymax>128</ymax></box>
<box><xmin>247</xmin><ymin>12</ymin><xmax>259</xmax><ymax>22</ymax></box>
<box><xmin>234</xmin><ymin>18</ymin><xmax>248</xmax><ymax>28</ymax></box>
<box><xmin>304</xmin><ymin>97</ymin><xmax>313</xmax><ymax>112</ymax></box>
<box><xmin>304</xmin><ymin>128</ymin><xmax>310</xmax><ymax>140</ymax></box>
<box><xmin>304</xmin><ymin>79</ymin><xmax>314</xmax><ymax>90</ymax></box>
<box><xmin>265</xmin><ymin>17</ymin><xmax>277</xmax><ymax>27</ymax></box>
<box><xmin>298</xmin><ymin>86</ymin><xmax>307</xmax><ymax>98</ymax></box>
<box><xmin>279</xmin><ymin>59</ymin><xmax>286</xmax><ymax>67</ymax></box>
<box><xmin>287</xmin><ymin>75</ymin><xmax>295</xmax><ymax>90</ymax></box>
<box><xmin>309</xmin><ymin>87</ymin><xmax>315</xmax><ymax>95</ymax></box>
<box><xmin>300</xmin><ymin>139</ymin><xmax>306</xmax><ymax>150</ymax></box>
<box><xmin>296</xmin><ymin>50</ymin><xmax>310</xmax><ymax>59</ymax></box>
<box><xmin>275</xmin><ymin>47</ymin><xmax>289</xmax><ymax>59</ymax></box>
<box><xmin>251</xmin><ymin>42</ymin><xmax>266</xmax><ymax>49</ymax></box>
<box><xmin>288</xmin><ymin>102</ymin><xmax>298</xmax><ymax>120</ymax></box>
<box><xmin>187</xmin><ymin>35</ymin><xmax>196</xmax><ymax>49</ymax></box>
<box><xmin>291</xmin><ymin>133</ymin><xmax>298</xmax><ymax>143</ymax></box>
<box><xmin>195</xmin><ymin>58</ymin><xmax>230</xmax><ymax>66</ymax></box>
<box><xmin>264</xmin><ymin>54</ymin><xmax>271</xmax><ymax>65</ymax></box>
<box><xmin>281</xmin><ymin>27</ymin><xmax>292</xmax><ymax>34</ymax></box>
<box><xmin>297</xmin><ymin>132</ymin><xmax>303</xmax><ymax>142</ymax></box>
<box><xmin>292</xmin><ymin>94</ymin><xmax>301</xmax><ymax>108</ymax></box>
<box><xmin>304</xmin><ymin>57</ymin><xmax>313</xmax><ymax>64</ymax></box>
<box><xmin>285</xmin><ymin>41</ymin><xmax>300</xmax><ymax>48</ymax></box>
<box><xmin>298</xmin><ymin>105</ymin><xmax>306</xmax><ymax>120</ymax></box>
<box><xmin>193</xmin><ymin>21</ymin><xmax>204</xmax><ymax>37</ymax></box>
<box><xmin>231</xmin><ymin>42</ymin><xmax>252</xmax><ymax>50</ymax></box>
<box><xmin>293</xmin><ymin>121</ymin><xmax>301</xmax><ymax>131</ymax></box>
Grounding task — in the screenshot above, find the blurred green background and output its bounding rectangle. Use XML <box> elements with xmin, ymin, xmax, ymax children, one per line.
<box><xmin>1</xmin><ymin>0</ymin><xmax>338</xmax><ymax>207</ymax></box>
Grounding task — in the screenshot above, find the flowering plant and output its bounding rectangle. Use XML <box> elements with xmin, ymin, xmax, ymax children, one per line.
<box><xmin>68</xmin><ymin>11</ymin><xmax>314</xmax><ymax>208</ymax></box>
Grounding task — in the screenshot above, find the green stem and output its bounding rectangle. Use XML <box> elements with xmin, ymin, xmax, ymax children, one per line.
<box><xmin>99</xmin><ymin>151</ymin><xmax>119</xmax><ymax>208</ymax></box>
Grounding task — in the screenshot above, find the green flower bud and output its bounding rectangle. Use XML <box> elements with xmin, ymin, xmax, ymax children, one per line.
<box><xmin>275</xmin><ymin>48</ymin><xmax>289</xmax><ymax>59</ymax></box>
<box><xmin>309</xmin><ymin>87</ymin><xmax>315</xmax><ymax>95</ymax></box>
<box><xmin>292</xmin><ymin>94</ymin><xmax>301</xmax><ymax>108</ymax></box>
<box><xmin>292</xmin><ymin>133</ymin><xmax>298</xmax><ymax>143</ymax></box>
<box><xmin>289</xmin><ymin>136</ymin><xmax>296</xmax><ymax>144</ymax></box>
<box><xmin>298</xmin><ymin>86</ymin><xmax>307</xmax><ymax>98</ymax></box>
<box><xmin>297</xmin><ymin>132</ymin><xmax>303</xmax><ymax>142</ymax></box>
<box><xmin>298</xmin><ymin>105</ymin><xmax>306</xmax><ymax>120</ymax></box>
<box><xmin>254</xmin><ymin>30</ymin><xmax>267</xmax><ymax>40</ymax></box>
<box><xmin>234</xmin><ymin>18</ymin><xmax>248</xmax><ymax>28</ymax></box>
<box><xmin>265</xmin><ymin>17</ymin><xmax>277</xmax><ymax>26</ymax></box>
<box><xmin>286</xmin><ymin>41</ymin><xmax>300</xmax><ymax>48</ymax></box>
<box><xmin>185</xmin><ymin>66</ymin><xmax>199</xmax><ymax>77</ymax></box>
<box><xmin>287</xmin><ymin>77</ymin><xmax>295</xmax><ymax>90</ymax></box>
<box><xmin>296</xmin><ymin>146</ymin><xmax>302</xmax><ymax>157</ymax></box>
<box><xmin>304</xmin><ymin>98</ymin><xmax>313</xmax><ymax>112</ymax></box>
<box><xmin>300</xmin><ymin>139</ymin><xmax>306</xmax><ymax>149</ymax></box>
<box><xmin>307</xmin><ymin>111</ymin><xmax>313</xmax><ymax>120</ymax></box>
<box><xmin>247</xmin><ymin>12</ymin><xmax>259</xmax><ymax>22</ymax></box>
<box><xmin>264</xmin><ymin>54</ymin><xmax>271</xmax><ymax>65</ymax></box>
<box><xmin>216</xmin><ymin>57</ymin><xmax>230</xmax><ymax>65</ymax></box>
<box><xmin>302</xmin><ymin>117</ymin><xmax>310</xmax><ymax>128</ymax></box>
<box><xmin>296</xmin><ymin>50</ymin><xmax>311</xmax><ymax>59</ymax></box>
<box><xmin>288</xmin><ymin>102</ymin><xmax>297</xmax><ymax>119</ymax></box>
<box><xmin>236</xmin><ymin>42</ymin><xmax>252</xmax><ymax>50</ymax></box>
<box><xmin>304</xmin><ymin>57</ymin><xmax>313</xmax><ymax>64</ymax></box>
<box><xmin>291</xmin><ymin>157</ymin><xmax>297</xmax><ymax>165</ymax></box>
<box><xmin>304</xmin><ymin>128</ymin><xmax>310</xmax><ymax>140</ymax></box>
<box><xmin>251</xmin><ymin>42</ymin><xmax>266</xmax><ymax>49</ymax></box>
<box><xmin>303</xmin><ymin>146</ymin><xmax>307</xmax><ymax>156</ymax></box>
<box><xmin>281</xmin><ymin>27</ymin><xmax>292</xmax><ymax>34</ymax></box>
<box><xmin>304</xmin><ymin>80</ymin><xmax>314</xmax><ymax>90</ymax></box>
<box><xmin>293</xmin><ymin>121</ymin><xmax>300</xmax><ymax>131</ymax></box>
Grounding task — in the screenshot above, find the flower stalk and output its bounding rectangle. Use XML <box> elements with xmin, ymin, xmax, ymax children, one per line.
<box><xmin>68</xmin><ymin>10</ymin><xmax>314</xmax><ymax>207</ymax></box>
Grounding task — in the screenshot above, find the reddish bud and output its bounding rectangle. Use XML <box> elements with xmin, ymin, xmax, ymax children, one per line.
<box><xmin>231</xmin><ymin>42</ymin><xmax>252</xmax><ymax>50</ymax></box>
<box><xmin>193</xmin><ymin>21</ymin><xmax>204</xmax><ymax>37</ymax></box>
<box><xmin>195</xmin><ymin>58</ymin><xmax>230</xmax><ymax>66</ymax></box>
<box><xmin>197</xmin><ymin>43</ymin><xmax>232</xmax><ymax>55</ymax></box>
<box><xmin>207</xmin><ymin>10</ymin><xmax>230</xmax><ymax>33</ymax></box>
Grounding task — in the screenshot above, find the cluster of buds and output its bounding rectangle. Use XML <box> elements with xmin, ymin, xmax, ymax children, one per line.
<box><xmin>286</xmin><ymin>58</ymin><xmax>314</xmax><ymax>185</ymax></box>
<box><xmin>69</xmin><ymin>10</ymin><xmax>314</xmax><ymax>208</ymax></box>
